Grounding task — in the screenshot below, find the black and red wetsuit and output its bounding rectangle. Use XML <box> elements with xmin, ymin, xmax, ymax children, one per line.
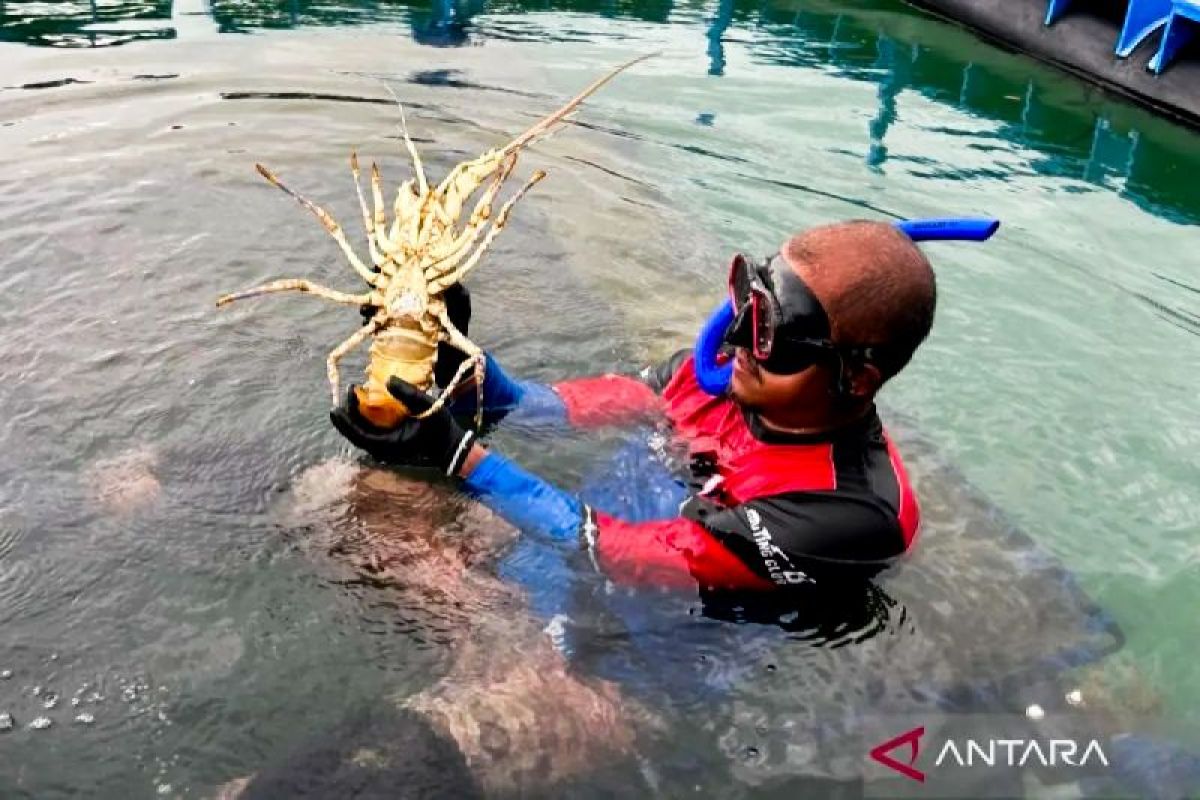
<box><xmin>463</xmin><ymin>350</ymin><xmax>920</xmax><ymax>592</ymax></box>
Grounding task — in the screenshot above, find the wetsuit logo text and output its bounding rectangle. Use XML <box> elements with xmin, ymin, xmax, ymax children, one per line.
<box><xmin>744</xmin><ymin>508</ymin><xmax>812</xmax><ymax>586</ymax></box>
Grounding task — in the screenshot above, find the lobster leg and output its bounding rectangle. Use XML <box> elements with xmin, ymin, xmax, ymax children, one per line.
<box><xmin>255</xmin><ymin>164</ymin><xmax>382</xmax><ymax>288</ymax></box>
<box><xmin>370</xmin><ymin>163</ymin><xmax>402</xmax><ymax>262</ymax></box>
<box><xmin>216</xmin><ymin>279</ymin><xmax>376</xmax><ymax>308</ymax></box>
<box><xmin>427</xmin><ymin>169</ymin><xmax>546</xmax><ymax>295</ymax></box>
<box><xmin>418</xmin><ymin>350</ymin><xmax>486</xmax><ymax>428</ymax></box>
<box><xmin>326</xmin><ymin>316</ymin><xmax>386</xmax><ymax>407</ymax></box>
<box><xmin>423</xmin><ymin>153</ymin><xmax>519</xmax><ymax>283</ymax></box>
<box><xmin>430</xmin><ymin>309</ymin><xmax>487</xmax><ymax>429</ymax></box>
<box><xmin>350</xmin><ymin>152</ymin><xmax>391</xmax><ymax>275</ymax></box>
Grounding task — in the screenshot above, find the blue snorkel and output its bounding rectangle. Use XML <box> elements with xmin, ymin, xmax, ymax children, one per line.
<box><xmin>693</xmin><ymin>216</ymin><xmax>1000</xmax><ymax>396</ymax></box>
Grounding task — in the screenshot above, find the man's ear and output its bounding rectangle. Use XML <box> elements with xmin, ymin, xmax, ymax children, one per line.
<box><xmin>845</xmin><ymin>361</ymin><xmax>882</xmax><ymax>399</ymax></box>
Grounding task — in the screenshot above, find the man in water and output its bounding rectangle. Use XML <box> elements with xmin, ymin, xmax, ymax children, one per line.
<box><xmin>332</xmin><ymin>219</ymin><xmax>933</xmax><ymax>592</ymax></box>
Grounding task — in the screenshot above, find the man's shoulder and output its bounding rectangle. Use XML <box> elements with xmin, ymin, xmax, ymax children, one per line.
<box><xmin>684</xmin><ymin>490</ymin><xmax>905</xmax><ymax>586</ymax></box>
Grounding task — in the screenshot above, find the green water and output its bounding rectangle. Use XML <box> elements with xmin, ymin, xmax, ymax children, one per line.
<box><xmin>1</xmin><ymin>0</ymin><xmax>1198</xmax><ymax>795</ymax></box>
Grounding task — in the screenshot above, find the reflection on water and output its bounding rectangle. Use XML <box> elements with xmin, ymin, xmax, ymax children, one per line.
<box><xmin>745</xmin><ymin>3</ymin><xmax>1199</xmax><ymax>227</ymax></box>
<box><xmin>0</xmin><ymin>0</ymin><xmax>173</xmax><ymax>47</ymax></box>
<box><xmin>4</xmin><ymin>0</ymin><xmax>1197</xmax><ymax>227</ymax></box>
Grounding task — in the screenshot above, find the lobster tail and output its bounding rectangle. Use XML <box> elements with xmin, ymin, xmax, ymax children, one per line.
<box><xmin>355</xmin><ymin>322</ymin><xmax>439</xmax><ymax>429</ymax></box>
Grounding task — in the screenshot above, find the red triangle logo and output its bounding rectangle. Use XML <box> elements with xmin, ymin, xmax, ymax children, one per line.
<box><xmin>869</xmin><ymin>725</ymin><xmax>926</xmax><ymax>783</ymax></box>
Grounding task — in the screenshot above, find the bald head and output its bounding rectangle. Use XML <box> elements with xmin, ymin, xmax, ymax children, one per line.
<box><xmin>781</xmin><ymin>220</ymin><xmax>936</xmax><ymax>381</ymax></box>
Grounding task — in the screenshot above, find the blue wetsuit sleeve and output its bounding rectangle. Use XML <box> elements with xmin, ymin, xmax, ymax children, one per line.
<box><xmin>462</xmin><ymin>450</ymin><xmax>585</xmax><ymax>544</ymax></box>
<box><xmin>450</xmin><ymin>353</ymin><xmax>569</xmax><ymax>427</ymax></box>
<box><xmin>464</xmin><ymin>451</ymin><xmax>592</xmax><ymax>647</ymax></box>
<box><xmin>451</xmin><ymin>350</ymin><xmax>687</xmax><ymax>430</ymax></box>
<box><xmin>463</xmin><ymin>450</ymin><xmax>781</xmax><ymax>591</ymax></box>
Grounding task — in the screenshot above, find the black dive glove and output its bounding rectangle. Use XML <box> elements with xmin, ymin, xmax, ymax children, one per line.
<box><xmin>359</xmin><ymin>282</ymin><xmax>472</xmax><ymax>390</ymax></box>
<box><xmin>329</xmin><ymin>378</ymin><xmax>476</xmax><ymax>476</ymax></box>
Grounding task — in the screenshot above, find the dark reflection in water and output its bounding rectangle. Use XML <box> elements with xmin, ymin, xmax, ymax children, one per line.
<box><xmin>219</xmin><ymin>89</ymin><xmax>408</xmax><ymax>104</ymax></box>
<box><xmin>11</xmin><ymin>76</ymin><xmax>95</xmax><ymax>89</ymax></box>
<box><xmin>742</xmin><ymin>3</ymin><xmax>1199</xmax><ymax>225</ymax></box>
<box><xmin>699</xmin><ymin>580</ymin><xmax>902</xmax><ymax>648</ymax></box>
<box><xmin>0</xmin><ymin>0</ymin><xmax>172</xmax><ymax>47</ymax></box>
<box><xmin>410</xmin><ymin>0</ymin><xmax>483</xmax><ymax>45</ymax></box>
<box><xmin>2</xmin><ymin>0</ymin><xmax>1197</xmax><ymax>225</ymax></box>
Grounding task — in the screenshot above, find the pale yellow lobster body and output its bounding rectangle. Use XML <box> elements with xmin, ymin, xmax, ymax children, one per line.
<box><xmin>216</xmin><ymin>55</ymin><xmax>651</xmax><ymax>428</ymax></box>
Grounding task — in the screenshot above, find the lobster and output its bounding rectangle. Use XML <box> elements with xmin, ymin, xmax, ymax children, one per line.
<box><xmin>216</xmin><ymin>54</ymin><xmax>652</xmax><ymax>429</ymax></box>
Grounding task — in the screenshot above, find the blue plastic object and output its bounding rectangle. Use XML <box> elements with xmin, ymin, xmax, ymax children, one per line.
<box><xmin>693</xmin><ymin>216</ymin><xmax>1001</xmax><ymax>396</ymax></box>
<box><xmin>1116</xmin><ymin>0</ymin><xmax>1172</xmax><ymax>57</ymax></box>
<box><xmin>894</xmin><ymin>217</ymin><xmax>1000</xmax><ymax>242</ymax></box>
<box><xmin>1044</xmin><ymin>0</ymin><xmax>1073</xmax><ymax>26</ymax></box>
<box><xmin>1150</xmin><ymin>0</ymin><xmax>1200</xmax><ymax>72</ymax></box>
<box><xmin>694</xmin><ymin>300</ymin><xmax>737</xmax><ymax>396</ymax></box>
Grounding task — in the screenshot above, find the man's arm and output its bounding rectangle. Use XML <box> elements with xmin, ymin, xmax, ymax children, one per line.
<box><xmin>449</xmin><ymin>349</ymin><xmax>688</xmax><ymax>429</ymax></box>
<box><xmin>459</xmin><ymin>445</ymin><xmax>906</xmax><ymax>591</ymax></box>
<box><xmin>333</xmin><ymin>375</ymin><xmax>905</xmax><ymax>593</ymax></box>
<box><xmin>458</xmin><ymin>447</ymin><xmax>768</xmax><ymax>590</ymax></box>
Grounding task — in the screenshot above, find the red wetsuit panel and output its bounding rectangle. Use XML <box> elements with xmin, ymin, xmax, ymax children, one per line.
<box><xmin>593</xmin><ymin>513</ymin><xmax>774</xmax><ymax>591</ymax></box>
<box><xmin>885</xmin><ymin>435</ymin><xmax>920</xmax><ymax>549</ymax></box>
<box><xmin>661</xmin><ymin>356</ymin><xmax>841</xmax><ymax>501</ymax></box>
<box><xmin>585</xmin><ymin>352</ymin><xmax>918</xmax><ymax>588</ymax></box>
<box><xmin>552</xmin><ymin>375</ymin><xmax>663</xmax><ymax>427</ymax></box>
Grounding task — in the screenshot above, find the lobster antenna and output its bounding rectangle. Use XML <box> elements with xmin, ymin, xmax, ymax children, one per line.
<box><xmin>501</xmin><ymin>51</ymin><xmax>657</xmax><ymax>155</ymax></box>
<box><xmin>383</xmin><ymin>82</ymin><xmax>429</xmax><ymax>196</ymax></box>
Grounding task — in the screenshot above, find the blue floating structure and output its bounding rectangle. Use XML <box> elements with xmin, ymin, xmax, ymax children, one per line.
<box><xmin>1151</xmin><ymin>0</ymin><xmax>1200</xmax><ymax>72</ymax></box>
<box><xmin>1041</xmin><ymin>0</ymin><xmax>1175</xmax><ymax>59</ymax></box>
<box><xmin>1039</xmin><ymin>0</ymin><xmax>1182</xmax><ymax>61</ymax></box>
<box><xmin>1115</xmin><ymin>0</ymin><xmax>1172</xmax><ymax>58</ymax></box>
<box><xmin>1044</xmin><ymin>0</ymin><xmax>1073</xmax><ymax>27</ymax></box>
<box><xmin>906</xmin><ymin>0</ymin><xmax>1200</xmax><ymax>128</ymax></box>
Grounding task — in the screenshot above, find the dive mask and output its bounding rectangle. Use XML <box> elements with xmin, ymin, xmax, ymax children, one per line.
<box><xmin>725</xmin><ymin>252</ymin><xmax>843</xmax><ymax>375</ymax></box>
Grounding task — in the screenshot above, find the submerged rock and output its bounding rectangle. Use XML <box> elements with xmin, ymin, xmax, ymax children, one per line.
<box><xmin>84</xmin><ymin>447</ymin><xmax>162</xmax><ymax>515</ymax></box>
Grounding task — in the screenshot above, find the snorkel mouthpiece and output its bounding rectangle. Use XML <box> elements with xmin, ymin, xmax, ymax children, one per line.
<box><xmin>695</xmin><ymin>299</ymin><xmax>738</xmax><ymax>395</ymax></box>
<box><xmin>693</xmin><ymin>216</ymin><xmax>1000</xmax><ymax>396</ymax></box>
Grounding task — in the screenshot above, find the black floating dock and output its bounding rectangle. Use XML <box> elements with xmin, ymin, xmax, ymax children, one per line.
<box><xmin>906</xmin><ymin>0</ymin><xmax>1200</xmax><ymax>129</ymax></box>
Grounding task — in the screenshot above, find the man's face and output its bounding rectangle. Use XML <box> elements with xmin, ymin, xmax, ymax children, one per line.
<box><xmin>728</xmin><ymin>344</ymin><xmax>834</xmax><ymax>414</ymax></box>
<box><xmin>724</xmin><ymin>221</ymin><xmax>931</xmax><ymax>422</ymax></box>
<box><xmin>725</xmin><ymin>246</ymin><xmax>841</xmax><ymax>416</ymax></box>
